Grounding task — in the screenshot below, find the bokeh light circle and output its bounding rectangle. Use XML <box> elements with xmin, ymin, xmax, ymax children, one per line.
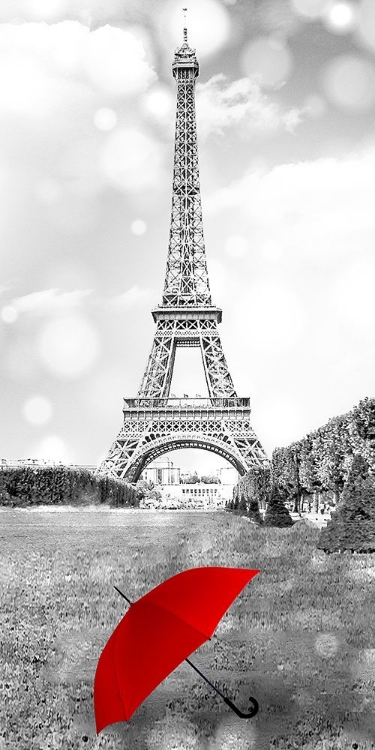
<box><xmin>291</xmin><ymin>0</ymin><xmax>331</xmax><ymax>18</ymax></box>
<box><xmin>142</xmin><ymin>85</ymin><xmax>174</xmax><ymax>121</ymax></box>
<box><xmin>322</xmin><ymin>54</ymin><xmax>375</xmax><ymax>111</ymax></box>
<box><xmin>38</xmin><ymin>316</ymin><xmax>99</xmax><ymax>378</ymax></box>
<box><xmin>23</xmin><ymin>396</ymin><xmax>52</xmax><ymax>426</ymax></box>
<box><xmin>1</xmin><ymin>306</ymin><xmax>18</xmax><ymax>323</ymax></box>
<box><xmin>93</xmin><ymin>107</ymin><xmax>117</xmax><ymax>132</ymax></box>
<box><xmin>241</xmin><ymin>36</ymin><xmax>293</xmax><ymax>88</ymax></box>
<box><xmin>323</xmin><ymin>1</ymin><xmax>357</xmax><ymax>34</ymax></box>
<box><xmin>131</xmin><ymin>219</ymin><xmax>147</xmax><ymax>236</ymax></box>
<box><xmin>258</xmin><ymin>1</ymin><xmax>300</xmax><ymax>36</ymax></box>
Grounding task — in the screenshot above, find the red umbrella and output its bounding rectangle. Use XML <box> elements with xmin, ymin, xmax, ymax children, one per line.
<box><xmin>94</xmin><ymin>566</ymin><xmax>260</xmax><ymax>734</ymax></box>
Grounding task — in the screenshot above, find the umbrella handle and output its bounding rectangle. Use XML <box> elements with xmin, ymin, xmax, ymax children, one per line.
<box><xmin>223</xmin><ymin>695</ymin><xmax>259</xmax><ymax>719</ymax></box>
<box><xmin>185</xmin><ymin>657</ymin><xmax>259</xmax><ymax>720</ymax></box>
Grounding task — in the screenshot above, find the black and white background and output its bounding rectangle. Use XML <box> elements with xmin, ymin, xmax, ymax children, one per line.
<box><xmin>0</xmin><ymin>0</ymin><xmax>374</xmax><ymax>472</ymax></box>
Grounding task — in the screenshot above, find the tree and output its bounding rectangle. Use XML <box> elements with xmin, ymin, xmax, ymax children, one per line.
<box><xmin>248</xmin><ymin>497</ymin><xmax>263</xmax><ymax>525</ymax></box>
<box><xmin>201</xmin><ymin>475</ymin><xmax>220</xmax><ymax>484</ymax></box>
<box><xmin>232</xmin><ymin>466</ymin><xmax>271</xmax><ymax>514</ymax></box>
<box><xmin>317</xmin><ymin>455</ymin><xmax>375</xmax><ymax>554</ymax></box>
<box><xmin>181</xmin><ymin>471</ymin><xmax>200</xmax><ymax>484</ymax></box>
<box><xmin>272</xmin><ymin>446</ymin><xmax>300</xmax><ymax>511</ymax></box>
<box><xmin>238</xmin><ymin>492</ymin><xmax>247</xmax><ymax>514</ymax></box>
<box><xmin>263</xmin><ymin>485</ymin><xmax>293</xmax><ymax>527</ymax></box>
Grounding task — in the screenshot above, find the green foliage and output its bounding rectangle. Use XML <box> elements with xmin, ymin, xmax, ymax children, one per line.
<box><xmin>248</xmin><ymin>497</ymin><xmax>264</xmax><ymax>525</ymax></box>
<box><xmin>317</xmin><ymin>455</ymin><xmax>375</xmax><ymax>553</ymax></box>
<box><xmin>239</xmin><ymin>492</ymin><xmax>247</xmax><ymax>513</ymax></box>
<box><xmin>352</xmin><ymin>396</ymin><xmax>375</xmax><ymax>442</ymax></box>
<box><xmin>270</xmin><ymin>397</ymin><xmax>375</xmax><ymax>511</ymax></box>
<box><xmin>134</xmin><ymin>479</ymin><xmax>152</xmax><ymax>501</ymax></box>
<box><xmin>200</xmin><ymin>475</ymin><xmax>220</xmax><ymax>484</ymax></box>
<box><xmin>134</xmin><ymin>479</ymin><xmax>162</xmax><ymax>506</ymax></box>
<box><xmin>230</xmin><ymin>465</ymin><xmax>271</xmax><ymax>514</ymax></box>
<box><xmin>227</xmin><ymin>466</ymin><xmax>270</xmax><ymax>525</ymax></box>
<box><xmin>181</xmin><ymin>471</ymin><xmax>200</xmax><ymax>484</ymax></box>
<box><xmin>263</xmin><ymin>485</ymin><xmax>294</xmax><ymax>527</ymax></box>
<box><xmin>0</xmin><ymin>466</ymin><xmax>138</xmax><ymax>508</ymax></box>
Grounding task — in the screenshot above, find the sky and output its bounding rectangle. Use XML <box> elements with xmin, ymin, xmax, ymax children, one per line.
<box><xmin>0</xmin><ymin>0</ymin><xmax>374</xmax><ymax>474</ymax></box>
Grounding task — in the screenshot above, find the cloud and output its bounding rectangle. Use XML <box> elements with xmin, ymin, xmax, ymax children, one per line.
<box><xmin>11</xmin><ymin>288</ymin><xmax>92</xmax><ymax>315</ymax></box>
<box><xmin>205</xmin><ymin>147</ymin><xmax>375</xmax><ymax>263</ymax></box>
<box><xmin>0</xmin><ymin>21</ymin><xmax>157</xmax><ymax>116</ymax></box>
<box><xmin>196</xmin><ymin>74</ymin><xmax>304</xmax><ymax>138</ymax></box>
<box><xmin>110</xmin><ymin>286</ymin><xmax>152</xmax><ymax>309</ymax></box>
<box><xmin>9</xmin><ymin>287</ymin><xmax>154</xmax><ymax>316</ymax></box>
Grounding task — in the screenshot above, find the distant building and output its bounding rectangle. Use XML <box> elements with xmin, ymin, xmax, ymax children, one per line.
<box><xmin>141</xmin><ymin>482</ymin><xmax>230</xmax><ymax>509</ymax></box>
<box><xmin>164</xmin><ymin>482</ymin><xmax>231</xmax><ymax>507</ymax></box>
<box><xmin>142</xmin><ymin>457</ymin><xmax>180</xmax><ymax>485</ymax></box>
<box><xmin>0</xmin><ymin>458</ymin><xmax>60</xmax><ymax>468</ymax></box>
<box><xmin>140</xmin><ymin>458</ymin><xmax>239</xmax><ymax>509</ymax></box>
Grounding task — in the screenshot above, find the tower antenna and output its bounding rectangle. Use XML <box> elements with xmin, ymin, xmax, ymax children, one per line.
<box><xmin>183</xmin><ymin>7</ymin><xmax>188</xmax><ymax>43</ymax></box>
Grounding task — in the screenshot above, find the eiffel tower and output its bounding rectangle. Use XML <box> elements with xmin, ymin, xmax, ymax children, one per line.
<box><xmin>98</xmin><ymin>22</ymin><xmax>268</xmax><ymax>482</ymax></box>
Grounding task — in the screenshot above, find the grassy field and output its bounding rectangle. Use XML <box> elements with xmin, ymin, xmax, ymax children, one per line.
<box><xmin>1</xmin><ymin>508</ymin><xmax>375</xmax><ymax>750</ymax></box>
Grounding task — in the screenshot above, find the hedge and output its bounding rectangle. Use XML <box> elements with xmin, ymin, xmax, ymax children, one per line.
<box><xmin>0</xmin><ymin>466</ymin><xmax>139</xmax><ymax>508</ymax></box>
<box><xmin>230</xmin><ymin>397</ymin><xmax>375</xmax><ymax>518</ymax></box>
<box><xmin>271</xmin><ymin>397</ymin><xmax>375</xmax><ymax>511</ymax></box>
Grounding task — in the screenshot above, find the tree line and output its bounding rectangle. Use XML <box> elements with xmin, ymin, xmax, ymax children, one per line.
<box><xmin>228</xmin><ymin>397</ymin><xmax>375</xmax><ymax>553</ymax></box>
<box><xmin>231</xmin><ymin>397</ymin><xmax>375</xmax><ymax>515</ymax></box>
<box><xmin>0</xmin><ymin>465</ymin><xmax>139</xmax><ymax>508</ymax></box>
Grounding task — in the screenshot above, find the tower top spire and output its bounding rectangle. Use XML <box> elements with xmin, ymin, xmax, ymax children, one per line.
<box><xmin>183</xmin><ymin>7</ymin><xmax>188</xmax><ymax>43</ymax></box>
<box><xmin>172</xmin><ymin>7</ymin><xmax>199</xmax><ymax>78</ymax></box>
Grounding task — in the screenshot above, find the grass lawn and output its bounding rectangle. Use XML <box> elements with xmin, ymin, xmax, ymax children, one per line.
<box><xmin>1</xmin><ymin>507</ymin><xmax>375</xmax><ymax>750</ymax></box>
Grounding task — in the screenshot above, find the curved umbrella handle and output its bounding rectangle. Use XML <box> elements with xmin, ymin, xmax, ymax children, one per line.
<box><xmin>223</xmin><ymin>695</ymin><xmax>259</xmax><ymax>719</ymax></box>
<box><xmin>185</xmin><ymin>657</ymin><xmax>259</xmax><ymax>720</ymax></box>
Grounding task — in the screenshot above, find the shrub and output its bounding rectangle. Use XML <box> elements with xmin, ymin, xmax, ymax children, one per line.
<box><xmin>248</xmin><ymin>497</ymin><xmax>264</xmax><ymax>525</ymax></box>
<box><xmin>263</xmin><ymin>485</ymin><xmax>294</xmax><ymax>528</ymax></box>
<box><xmin>317</xmin><ymin>455</ymin><xmax>375</xmax><ymax>554</ymax></box>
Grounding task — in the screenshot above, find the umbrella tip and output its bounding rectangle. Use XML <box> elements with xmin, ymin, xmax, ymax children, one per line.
<box><xmin>113</xmin><ymin>585</ymin><xmax>132</xmax><ymax>606</ymax></box>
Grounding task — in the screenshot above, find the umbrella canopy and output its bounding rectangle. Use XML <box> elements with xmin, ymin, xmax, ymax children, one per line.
<box><xmin>94</xmin><ymin>566</ymin><xmax>260</xmax><ymax>733</ymax></box>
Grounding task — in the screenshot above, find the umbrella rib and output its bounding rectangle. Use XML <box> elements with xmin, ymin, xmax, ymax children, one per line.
<box><xmin>114</xmin><ymin>586</ymin><xmax>211</xmax><ymax>640</ymax></box>
<box><xmin>142</xmin><ymin>598</ymin><xmax>212</xmax><ymax>641</ymax></box>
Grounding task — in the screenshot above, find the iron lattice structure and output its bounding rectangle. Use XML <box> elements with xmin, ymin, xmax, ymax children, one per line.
<box><xmin>98</xmin><ymin>29</ymin><xmax>268</xmax><ymax>482</ymax></box>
